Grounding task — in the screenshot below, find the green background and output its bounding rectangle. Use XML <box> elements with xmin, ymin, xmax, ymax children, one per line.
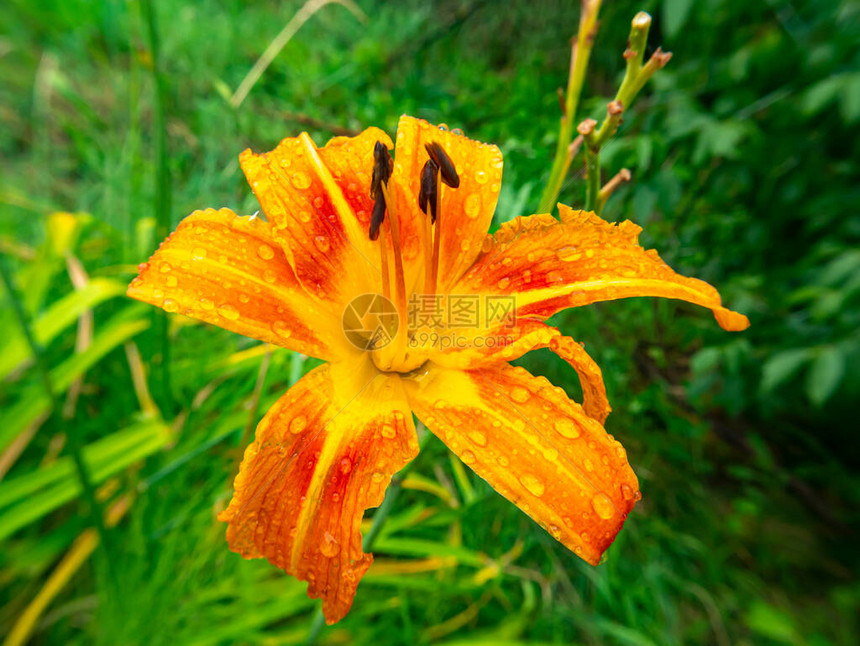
<box><xmin>1</xmin><ymin>0</ymin><xmax>858</xmax><ymax>644</ymax></box>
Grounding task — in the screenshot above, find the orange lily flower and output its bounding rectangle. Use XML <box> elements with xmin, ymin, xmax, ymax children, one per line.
<box><xmin>128</xmin><ymin>115</ymin><xmax>749</xmax><ymax>624</ymax></box>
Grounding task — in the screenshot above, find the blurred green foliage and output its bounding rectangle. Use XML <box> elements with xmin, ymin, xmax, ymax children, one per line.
<box><xmin>1</xmin><ymin>0</ymin><xmax>858</xmax><ymax>644</ymax></box>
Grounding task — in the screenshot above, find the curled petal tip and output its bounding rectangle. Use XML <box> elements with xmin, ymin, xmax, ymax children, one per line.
<box><xmin>714</xmin><ymin>308</ymin><xmax>750</xmax><ymax>332</ymax></box>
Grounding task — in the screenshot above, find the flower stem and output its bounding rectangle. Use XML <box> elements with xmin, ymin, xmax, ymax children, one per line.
<box><xmin>581</xmin><ymin>11</ymin><xmax>671</xmax><ymax>215</ymax></box>
<box><xmin>141</xmin><ymin>0</ymin><xmax>173</xmax><ymax>415</ymax></box>
<box><xmin>537</xmin><ymin>0</ymin><xmax>602</xmax><ymax>215</ymax></box>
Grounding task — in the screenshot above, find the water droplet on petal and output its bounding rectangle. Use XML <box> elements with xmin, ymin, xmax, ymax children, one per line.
<box><xmin>290</xmin><ymin>415</ymin><xmax>307</xmax><ymax>434</ymax></box>
<box><xmin>217</xmin><ymin>304</ymin><xmax>239</xmax><ymax>320</ymax></box>
<box><xmin>464</xmin><ymin>193</ymin><xmax>481</xmax><ymax>218</ymax></box>
<box><xmin>273</xmin><ymin>320</ymin><xmax>292</xmax><ymax>339</ymax></box>
<box><xmin>257</xmin><ymin>244</ymin><xmax>274</xmax><ymax>260</ymax></box>
<box><xmin>314</xmin><ymin>235</ymin><xmax>330</xmax><ymax>253</ymax></box>
<box><xmin>497</xmin><ymin>276</ymin><xmax>511</xmax><ymax>289</ymax></box>
<box><xmin>556</xmin><ymin>245</ymin><xmax>581</xmax><ymax>262</ymax></box>
<box><xmin>554</xmin><ymin>418</ymin><xmax>580</xmax><ymax>439</ymax></box>
<box><xmin>381</xmin><ymin>424</ymin><xmax>396</xmax><ymax>439</ymax></box>
<box><xmin>545</xmin><ymin>270</ymin><xmax>564</xmax><ymax>283</ymax></box>
<box><xmin>163</xmin><ymin>298</ymin><xmax>178</xmax><ymax>313</ymax></box>
<box><xmin>510</xmin><ymin>386</ymin><xmax>530</xmax><ymax>403</ymax></box>
<box><xmin>372</xmin><ymin>472</ymin><xmax>385</xmax><ymax>483</ymax></box>
<box><xmin>461</xmin><ymin>450</ymin><xmax>477</xmax><ymax>464</ymax></box>
<box><xmin>620</xmin><ymin>483</ymin><xmax>634</xmax><ymax>501</ymax></box>
<box><xmin>159</xmin><ymin>262</ymin><xmax>172</xmax><ymax>273</ymax></box>
<box><xmin>475</xmin><ymin>170</ymin><xmax>488</xmax><ymax>184</ymax></box>
<box><xmin>291</xmin><ymin>171</ymin><xmax>311</xmax><ymax>189</ymax></box>
<box><xmin>592</xmin><ymin>493</ymin><xmax>615</xmax><ymax>519</ymax></box>
<box><xmin>320</xmin><ymin>531</ymin><xmax>339</xmax><ymax>557</ymax></box>
<box><xmin>199</xmin><ymin>298</ymin><xmax>215</xmax><ymax>311</ymax></box>
<box><xmin>468</xmin><ymin>430</ymin><xmax>488</xmax><ymax>446</ymax></box>
<box><xmin>263</xmin><ymin>269</ymin><xmax>277</xmax><ymax>284</ymax></box>
<box><xmin>191</xmin><ymin>247</ymin><xmax>207</xmax><ymax>260</ymax></box>
<box><xmin>548</xmin><ymin>524</ymin><xmax>562</xmax><ymax>540</ymax></box>
<box><xmin>519</xmin><ymin>474</ymin><xmax>545</xmax><ymax>497</ymax></box>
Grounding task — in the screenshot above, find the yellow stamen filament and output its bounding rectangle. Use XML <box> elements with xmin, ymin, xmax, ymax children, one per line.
<box><xmin>422</xmin><ymin>210</ymin><xmax>433</xmax><ymax>295</ymax></box>
<box><xmin>379</xmin><ymin>182</ymin><xmax>408</xmax><ymax>359</ymax></box>
<box><xmin>379</xmin><ymin>230</ymin><xmax>391</xmax><ymax>302</ymax></box>
<box><xmin>429</xmin><ymin>168</ymin><xmax>443</xmax><ymax>295</ymax></box>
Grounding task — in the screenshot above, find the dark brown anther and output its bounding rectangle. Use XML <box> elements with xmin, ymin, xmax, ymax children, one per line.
<box><xmin>369</xmin><ymin>194</ymin><xmax>386</xmax><ymax>241</ymax></box>
<box><xmin>370</xmin><ymin>140</ymin><xmax>393</xmax><ymax>200</ymax></box>
<box><xmin>424</xmin><ymin>142</ymin><xmax>459</xmax><ymax>188</ymax></box>
<box><xmin>419</xmin><ymin>159</ymin><xmax>439</xmax><ymax>223</ymax></box>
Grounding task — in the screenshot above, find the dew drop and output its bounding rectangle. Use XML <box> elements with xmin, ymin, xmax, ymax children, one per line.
<box><xmin>554</xmin><ymin>418</ymin><xmax>580</xmax><ymax>439</ymax></box>
<box><xmin>548</xmin><ymin>524</ymin><xmax>562</xmax><ymax>540</ymax></box>
<box><xmin>217</xmin><ymin>304</ymin><xmax>239</xmax><ymax>320</ymax></box>
<box><xmin>556</xmin><ymin>245</ymin><xmax>581</xmax><ymax>262</ymax></box>
<box><xmin>545</xmin><ymin>270</ymin><xmax>564</xmax><ymax>283</ymax></box>
<box><xmin>320</xmin><ymin>531</ymin><xmax>339</xmax><ymax>557</ymax></box>
<box><xmin>461</xmin><ymin>450</ymin><xmax>477</xmax><ymax>464</ymax></box>
<box><xmin>464</xmin><ymin>193</ymin><xmax>481</xmax><ymax>218</ymax></box>
<box><xmin>519</xmin><ymin>474</ymin><xmax>545</xmax><ymax>497</ymax></box>
<box><xmin>273</xmin><ymin>320</ymin><xmax>292</xmax><ymax>339</ymax></box>
<box><xmin>584</xmin><ymin>458</ymin><xmax>595</xmax><ymax>472</ymax></box>
<box><xmin>496</xmin><ymin>455</ymin><xmax>510</xmax><ymax>467</ymax></box>
<box><xmin>381</xmin><ymin>424</ymin><xmax>396</xmax><ymax>439</ymax></box>
<box><xmin>159</xmin><ymin>262</ymin><xmax>172</xmax><ymax>273</ymax></box>
<box><xmin>497</xmin><ymin>276</ymin><xmax>511</xmax><ymax>289</ymax></box>
<box><xmin>592</xmin><ymin>493</ymin><xmax>615</xmax><ymax>520</ymax></box>
<box><xmin>620</xmin><ymin>483</ymin><xmax>634</xmax><ymax>501</ymax></box>
<box><xmin>257</xmin><ymin>244</ymin><xmax>275</xmax><ymax>260</ymax></box>
<box><xmin>290</xmin><ymin>415</ymin><xmax>307</xmax><ymax>434</ymax></box>
<box><xmin>475</xmin><ymin>170</ymin><xmax>488</xmax><ymax>184</ymax></box>
<box><xmin>340</xmin><ymin>457</ymin><xmax>352</xmax><ymax>474</ymax></box>
<box><xmin>199</xmin><ymin>298</ymin><xmax>215</xmax><ymax>311</ymax></box>
<box><xmin>263</xmin><ymin>269</ymin><xmax>277</xmax><ymax>284</ymax></box>
<box><xmin>238</xmin><ymin>292</ymin><xmax>250</xmax><ymax>303</ymax></box>
<box><xmin>163</xmin><ymin>298</ymin><xmax>179</xmax><ymax>313</ymax></box>
<box><xmin>371</xmin><ymin>472</ymin><xmax>385</xmax><ymax>483</ymax></box>
<box><xmin>314</xmin><ymin>235</ymin><xmax>330</xmax><ymax>253</ymax></box>
<box><xmin>510</xmin><ymin>386</ymin><xmax>530</xmax><ymax>403</ymax></box>
<box><xmin>468</xmin><ymin>430</ymin><xmax>488</xmax><ymax>447</ymax></box>
<box><xmin>191</xmin><ymin>247</ymin><xmax>207</xmax><ymax>260</ymax></box>
<box><xmin>291</xmin><ymin>171</ymin><xmax>312</xmax><ymax>190</ymax></box>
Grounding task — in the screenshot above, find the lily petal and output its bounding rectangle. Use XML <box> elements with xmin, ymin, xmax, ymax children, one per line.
<box><xmin>433</xmin><ymin>318</ymin><xmax>611</xmax><ymax>424</ymax></box>
<box><xmin>405</xmin><ymin>363</ymin><xmax>639</xmax><ymax>565</ymax></box>
<box><xmin>455</xmin><ymin>206</ymin><xmax>750</xmax><ymax>331</ymax></box>
<box><xmin>218</xmin><ymin>360</ymin><xmax>419</xmax><ymax>624</ymax></box>
<box><xmin>240</xmin><ymin>128</ymin><xmax>392</xmax><ymax>311</ymax></box>
<box><xmin>390</xmin><ymin>115</ymin><xmax>503</xmax><ymax>290</ymax></box>
<box><xmin>127</xmin><ymin>208</ymin><xmax>347</xmax><ymax>360</ymax></box>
